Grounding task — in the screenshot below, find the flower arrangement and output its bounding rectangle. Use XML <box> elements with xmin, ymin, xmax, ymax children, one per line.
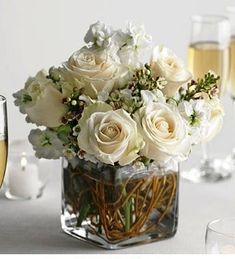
<box><xmin>13</xmin><ymin>22</ymin><xmax>224</xmax><ymax>247</ymax></box>
<box><xmin>14</xmin><ymin>21</ymin><xmax>223</xmax><ymax>167</ymax></box>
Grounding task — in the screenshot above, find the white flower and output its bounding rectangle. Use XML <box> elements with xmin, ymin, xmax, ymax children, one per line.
<box><xmin>78</xmin><ymin>94</ymin><xmax>95</xmax><ymax>106</ymax></box>
<box><xmin>63</xmin><ymin>148</ymin><xmax>76</xmax><ymax>160</ymax></box>
<box><xmin>97</xmin><ymin>91</ymin><xmax>110</xmax><ymax>102</ymax></box>
<box><xmin>115</xmin><ymin>23</ymin><xmax>152</xmax><ymax>67</ymax></box>
<box><xmin>120</xmin><ymin>88</ymin><xmax>133</xmax><ymax>98</ymax></box>
<box><xmin>13</xmin><ymin>89</ymin><xmax>32</xmax><ymax>114</ymax></box>
<box><xmin>134</xmin><ymin>102</ymin><xmax>191</xmax><ymax>163</ymax></box>
<box><xmin>140</xmin><ymin>89</ymin><xmax>166</xmax><ymax>105</ymax></box>
<box><xmin>202</xmin><ymin>98</ymin><xmax>224</xmax><ymax>142</ymax></box>
<box><xmin>63</xmin><ymin>47</ymin><xmax>122</xmax><ymax>98</ymax></box>
<box><xmin>178</xmin><ymin>98</ymin><xmax>224</xmax><ymax>144</ymax></box>
<box><xmin>28</xmin><ymin>129</ymin><xmax>64</xmax><ymax>159</ymax></box>
<box><xmin>118</xmin><ymin>23</ymin><xmax>152</xmax><ymax>50</ymax></box>
<box><xmin>178</xmin><ymin>100</ymin><xmax>211</xmax><ymax>144</ymax></box>
<box><xmin>84</xmin><ymin>21</ymin><xmax>113</xmax><ymax>48</ymax></box>
<box><xmin>13</xmin><ymin>70</ymin><xmax>49</xmax><ymax>113</ymax></box>
<box><xmin>14</xmin><ymin>70</ymin><xmax>67</xmax><ymax>128</ymax></box>
<box><xmin>151</xmin><ymin>46</ymin><xmax>192</xmax><ymax>97</ymax></box>
<box><xmin>77</xmin><ymin>103</ymin><xmax>144</xmax><ymax>165</ymax></box>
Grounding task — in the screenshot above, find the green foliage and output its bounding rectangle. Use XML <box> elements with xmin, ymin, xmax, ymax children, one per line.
<box><xmin>190</xmin><ymin>110</ymin><xmax>201</xmax><ymax>126</ymax></box>
<box><xmin>57</xmin><ymin>125</ymin><xmax>72</xmax><ymax>143</ymax></box>
<box><xmin>128</xmin><ymin>63</ymin><xmax>166</xmax><ymax>97</ymax></box>
<box><xmin>41</xmin><ymin>135</ymin><xmax>52</xmax><ymax>147</ymax></box>
<box><xmin>107</xmin><ymin>63</ymin><xmax>166</xmax><ymax>114</ymax></box>
<box><xmin>107</xmin><ymin>90</ymin><xmax>143</xmax><ymax>114</ymax></box>
<box><xmin>180</xmin><ymin>72</ymin><xmax>220</xmax><ymax>101</ymax></box>
<box><xmin>22</xmin><ymin>94</ymin><xmax>32</xmax><ymax>103</ymax></box>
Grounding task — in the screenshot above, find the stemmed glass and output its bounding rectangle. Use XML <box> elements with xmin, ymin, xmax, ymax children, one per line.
<box><xmin>224</xmin><ymin>6</ymin><xmax>235</xmax><ymax>171</ymax></box>
<box><xmin>181</xmin><ymin>15</ymin><xmax>231</xmax><ymax>182</ymax></box>
<box><xmin>0</xmin><ymin>96</ymin><xmax>8</xmax><ymax>188</ymax></box>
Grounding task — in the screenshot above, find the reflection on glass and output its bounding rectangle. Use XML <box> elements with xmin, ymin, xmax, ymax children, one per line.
<box><xmin>0</xmin><ymin>95</ymin><xmax>8</xmax><ymax>188</ymax></box>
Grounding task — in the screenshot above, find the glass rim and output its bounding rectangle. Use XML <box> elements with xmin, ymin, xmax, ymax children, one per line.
<box><xmin>207</xmin><ymin>217</ymin><xmax>235</xmax><ymax>238</ymax></box>
<box><xmin>0</xmin><ymin>95</ymin><xmax>6</xmax><ymax>104</ymax></box>
<box><xmin>191</xmin><ymin>15</ymin><xmax>230</xmax><ymax>24</ymax></box>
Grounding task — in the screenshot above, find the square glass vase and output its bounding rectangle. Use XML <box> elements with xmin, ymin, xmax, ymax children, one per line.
<box><xmin>61</xmin><ymin>157</ymin><xmax>179</xmax><ymax>249</ymax></box>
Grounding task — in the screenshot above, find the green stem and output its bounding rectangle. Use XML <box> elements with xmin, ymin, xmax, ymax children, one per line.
<box><xmin>76</xmin><ymin>203</ymin><xmax>90</xmax><ymax>227</ymax></box>
<box><xmin>122</xmin><ymin>187</ymin><xmax>132</xmax><ymax>232</ymax></box>
<box><xmin>124</xmin><ymin>200</ymin><xmax>131</xmax><ymax>232</ymax></box>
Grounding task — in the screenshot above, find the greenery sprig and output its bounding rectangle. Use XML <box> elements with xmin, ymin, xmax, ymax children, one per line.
<box><xmin>107</xmin><ymin>64</ymin><xmax>167</xmax><ymax>114</ymax></box>
<box><xmin>128</xmin><ymin>63</ymin><xmax>167</xmax><ymax>97</ymax></box>
<box><xmin>180</xmin><ymin>72</ymin><xmax>220</xmax><ymax>101</ymax></box>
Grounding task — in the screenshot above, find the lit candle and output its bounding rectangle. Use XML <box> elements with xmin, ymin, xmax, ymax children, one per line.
<box><xmin>8</xmin><ymin>155</ymin><xmax>42</xmax><ymax>199</ymax></box>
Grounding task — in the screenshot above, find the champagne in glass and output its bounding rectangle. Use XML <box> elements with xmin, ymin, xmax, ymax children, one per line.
<box><xmin>225</xmin><ymin>6</ymin><xmax>235</xmax><ymax>169</ymax></box>
<box><xmin>182</xmin><ymin>15</ymin><xmax>231</xmax><ymax>183</ymax></box>
<box><xmin>227</xmin><ymin>6</ymin><xmax>235</xmax><ymax>97</ymax></box>
<box><xmin>188</xmin><ymin>42</ymin><xmax>229</xmax><ymax>95</ymax></box>
<box><xmin>228</xmin><ymin>36</ymin><xmax>235</xmax><ymax>96</ymax></box>
<box><xmin>0</xmin><ymin>96</ymin><xmax>8</xmax><ymax>187</ymax></box>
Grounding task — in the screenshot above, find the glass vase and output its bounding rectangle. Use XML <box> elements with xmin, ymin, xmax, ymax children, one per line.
<box><xmin>61</xmin><ymin>157</ymin><xmax>179</xmax><ymax>249</ymax></box>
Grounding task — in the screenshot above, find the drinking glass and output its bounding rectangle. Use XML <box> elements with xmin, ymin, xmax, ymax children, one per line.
<box><xmin>206</xmin><ymin>218</ymin><xmax>235</xmax><ymax>254</ymax></box>
<box><xmin>182</xmin><ymin>15</ymin><xmax>231</xmax><ymax>183</ymax></box>
<box><xmin>0</xmin><ymin>95</ymin><xmax>8</xmax><ymax>188</ymax></box>
<box><xmin>224</xmin><ymin>6</ymin><xmax>235</xmax><ymax>171</ymax></box>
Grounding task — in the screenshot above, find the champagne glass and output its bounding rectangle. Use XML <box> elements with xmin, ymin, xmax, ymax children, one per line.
<box><xmin>0</xmin><ymin>96</ymin><xmax>8</xmax><ymax>188</ymax></box>
<box><xmin>224</xmin><ymin>6</ymin><xmax>235</xmax><ymax>171</ymax></box>
<box><xmin>182</xmin><ymin>15</ymin><xmax>231</xmax><ymax>182</ymax></box>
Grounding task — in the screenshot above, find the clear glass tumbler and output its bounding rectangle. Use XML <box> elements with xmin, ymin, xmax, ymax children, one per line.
<box><xmin>206</xmin><ymin>218</ymin><xmax>235</xmax><ymax>254</ymax></box>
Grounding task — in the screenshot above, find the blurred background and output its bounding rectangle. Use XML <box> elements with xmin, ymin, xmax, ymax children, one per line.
<box><xmin>0</xmin><ymin>0</ymin><xmax>234</xmax><ymax>159</ymax></box>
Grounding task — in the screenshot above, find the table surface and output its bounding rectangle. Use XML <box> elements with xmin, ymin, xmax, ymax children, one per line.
<box><xmin>0</xmin><ymin>157</ymin><xmax>235</xmax><ymax>254</ymax></box>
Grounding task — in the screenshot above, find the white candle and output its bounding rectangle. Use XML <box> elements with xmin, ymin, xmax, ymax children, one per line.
<box><xmin>8</xmin><ymin>156</ymin><xmax>41</xmax><ymax>199</ymax></box>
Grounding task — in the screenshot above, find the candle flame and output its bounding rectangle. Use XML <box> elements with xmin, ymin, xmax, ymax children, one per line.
<box><xmin>21</xmin><ymin>156</ymin><xmax>27</xmax><ymax>170</ymax></box>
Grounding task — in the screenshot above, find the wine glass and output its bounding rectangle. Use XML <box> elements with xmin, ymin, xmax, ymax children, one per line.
<box><xmin>224</xmin><ymin>6</ymin><xmax>235</xmax><ymax>171</ymax></box>
<box><xmin>206</xmin><ymin>218</ymin><xmax>235</xmax><ymax>254</ymax></box>
<box><xmin>181</xmin><ymin>15</ymin><xmax>231</xmax><ymax>183</ymax></box>
<box><xmin>0</xmin><ymin>95</ymin><xmax>8</xmax><ymax>188</ymax></box>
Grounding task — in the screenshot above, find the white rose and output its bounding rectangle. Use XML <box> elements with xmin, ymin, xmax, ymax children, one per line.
<box><xmin>77</xmin><ymin>103</ymin><xmax>144</xmax><ymax>165</ymax></box>
<box><xmin>134</xmin><ymin>102</ymin><xmax>191</xmax><ymax>163</ymax></box>
<box><xmin>151</xmin><ymin>46</ymin><xmax>192</xmax><ymax>97</ymax></box>
<box><xmin>17</xmin><ymin>70</ymin><xmax>67</xmax><ymax>128</ymax></box>
<box><xmin>63</xmin><ymin>47</ymin><xmax>121</xmax><ymax>98</ymax></box>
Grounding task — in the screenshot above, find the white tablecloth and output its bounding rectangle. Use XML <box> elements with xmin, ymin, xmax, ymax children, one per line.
<box><xmin>0</xmin><ymin>158</ymin><xmax>235</xmax><ymax>254</ymax></box>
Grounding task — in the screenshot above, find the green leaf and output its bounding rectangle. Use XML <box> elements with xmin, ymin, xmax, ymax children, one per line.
<box><xmin>57</xmin><ymin>125</ymin><xmax>72</xmax><ymax>142</ymax></box>
<box><xmin>76</xmin><ymin>202</ymin><xmax>91</xmax><ymax>227</ymax></box>
<box><xmin>23</xmin><ymin>94</ymin><xmax>32</xmax><ymax>103</ymax></box>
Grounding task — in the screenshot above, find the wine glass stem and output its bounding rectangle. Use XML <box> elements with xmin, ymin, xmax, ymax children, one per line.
<box><xmin>233</xmin><ymin>98</ymin><xmax>235</xmax><ymax>156</ymax></box>
<box><xmin>202</xmin><ymin>142</ymin><xmax>208</xmax><ymax>161</ymax></box>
